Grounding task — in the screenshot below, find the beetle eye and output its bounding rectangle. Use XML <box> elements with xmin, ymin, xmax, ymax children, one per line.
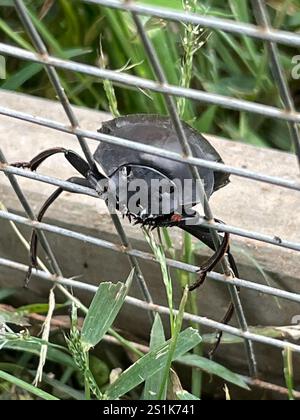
<box><xmin>122</xmin><ymin>166</ymin><xmax>132</xmax><ymax>177</ymax></box>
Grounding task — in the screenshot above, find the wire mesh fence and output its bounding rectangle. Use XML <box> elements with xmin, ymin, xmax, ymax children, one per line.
<box><xmin>0</xmin><ymin>0</ymin><xmax>300</xmax><ymax>394</ymax></box>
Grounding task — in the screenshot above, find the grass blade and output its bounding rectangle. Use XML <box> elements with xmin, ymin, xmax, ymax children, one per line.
<box><xmin>0</xmin><ymin>308</ymin><xmax>29</xmax><ymax>327</ymax></box>
<box><xmin>158</xmin><ymin>286</ymin><xmax>189</xmax><ymax>399</ymax></box>
<box><xmin>81</xmin><ymin>270</ymin><xmax>134</xmax><ymax>350</ymax></box>
<box><xmin>105</xmin><ymin>327</ymin><xmax>202</xmax><ymax>400</ymax></box>
<box><xmin>143</xmin><ymin>314</ymin><xmax>166</xmax><ymax>400</ymax></box>
<box><xmin>144</xmin><ymin>229</ymin><xmax>174</xmax><ymax>332</ymax></box>
<box><xmin>177</xmin><ymin>354</ymin><xmax>250</xmax><ymax>390</ymax></box>
<box><xmin>1</xmin><ymin>340</ymin><xmax>76</xmax><ymax>369</ymax></box>
<box><xmin>0</xmin><ymin>370</ymin><xmax>59</xmax><ymax>400</ymax></box>
<box><xmin>283</xmin><ymin>347</ymin><xmax>295</xmax><ymax>400</ymax></box>
<box><xmin>0</xmin><ymin>288</ymin><xmax>18</xmax><ymax>301</ymax></box>
<box><xmin>176</xmin><ymin>390</ymin><xmax>200</xmax><ymax>400</ymax></box>
<box><xmin>40</xmin><ymin>374</ymin><xmax>85</xmax><ymax>400</ymax></box>
<box><xmin>1</xmin><ymin>63</ymin><xmax>43</xmax><ymax>90</ymax></box>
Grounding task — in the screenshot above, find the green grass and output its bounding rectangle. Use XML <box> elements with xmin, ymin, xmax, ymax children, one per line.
<box><xmin>1</xmin><ymin>0</ymin><xmax>300</xmax><ymax>151</ymax></box>
<box><xmin>0</xmin><ymin>282</ymin><xmax>250</xmax><ymax>400</ymax></box>
<box><xmin>0</xmin><ymin>0</ymin><xmax>299</xmax><ymax>401</ymax></box>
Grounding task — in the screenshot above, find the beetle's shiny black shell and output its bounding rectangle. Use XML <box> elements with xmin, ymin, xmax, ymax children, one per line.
<box><xmin>95</xmin><ymin>114</ymin><xmax>229</xmax><ymax>200</ymax></box>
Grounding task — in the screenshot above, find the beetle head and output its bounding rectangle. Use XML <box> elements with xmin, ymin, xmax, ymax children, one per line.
<box><xmin>108</xmin><ymin>164</ymin><xmax>181</xmax><ymax>220</ymax></box>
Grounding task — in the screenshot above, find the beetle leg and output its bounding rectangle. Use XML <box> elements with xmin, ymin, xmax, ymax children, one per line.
<box><xmin>156</xmin><ymin>215</ymin><xmax>239</xmax><ymax>357</ymax></box>
<box><xmin>209</xmin><ymin>303</ymin><xmax>234</xmax><ymax>359</ymax></box>
<box><xmin>154</xmin><ymin>214</ymin><xmax>230</xmax><ymax>287</ymax></box>
<box><xmin>208</xmin><ymin>248</ymin><xmax>240</xmax><ymax>357</ymax></box>
<box><xmin>11</xmin><ymin>147</ymin><xmax>92</xmax><ymax>178</ymax></box>
<box><xmin>189</xmin><ymin>232</ymin><xmax>230</xmax><ymax>291</ymax></box>
<box><xmin>25</xmin><ymin>176</ymin><xmax>91</xmax><ymax>286</ymax></box>
<box><xmin>12</xmin><ymin>147</ymin><xmax>66</xmax><ymax>171</ymax></box>
<box><xmin>181</xmin><ymin>220</ymin><xmax>240</xmax><ymax>356</ymax></box>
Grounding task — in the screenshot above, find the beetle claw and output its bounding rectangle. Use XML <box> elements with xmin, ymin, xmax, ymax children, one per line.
<box><xmin>11</xmin><ymin>161</ymin><xmax>32</xmax><ymax>170</ymax></box>
<box><xmin>189</xmin><ymin>269</ymin><xmax>207</xmax><ymax>291</ymax></box>
<box><xmin>24</xmin><ymin>267</ymin><xmax>32</xmax><ymax>288</ymax></box>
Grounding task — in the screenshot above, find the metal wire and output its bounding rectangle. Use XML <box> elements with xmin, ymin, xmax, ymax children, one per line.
<box><xmin>13</xmin><ymin>0</ymin><xmax>155</xmax><ymax>321</ymax></box>
<box><xmin>250</xmin><ymin>0</ymin><xmax>300</xmax><ymax>169</ymax></box>
<box><xmin>1</xmin><ymin>165</ymin><xmax>300</xmax><ymax>252</ymax></box>
<box><xmin>1</xmin><ymin>256</ymin><xmax>300</xmax><ymax>355</ymax></box>
<box><xmin>0</xmin><ymin>149</ymin><xmax>63</xmax><ymax>279</ymax></box>
<box><xmin>1</xmin><ymin>210</ymin><xmax>300</xmax><ymax>305</ymax></box>
<box><xmin>83</xmin><ymin>0</ymin><xmax>300</xmax><ymax>48</ymax></box>
<box><xmin>0</xmin><ymin>105</ymin><xmax>299</xmax><ymax>192</ymax></box>
<box><xmin>129</xmin><ymin>9</ymin><xmax>256</xmax><ymax>376</ymax></box>
<box><xmin>0</xmin><ymin>0</ymin><xmax>300</xmax><ymax>385</ymax></box>
<box><xmin>2</xmin><ymin>42</ymin><xmax>300</xmax><ymax>126</ymax></box>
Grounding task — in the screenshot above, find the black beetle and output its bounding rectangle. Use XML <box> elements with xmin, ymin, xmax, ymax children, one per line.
<box><xmin>12</xmin><ymin>114</ymin><xmax>238</xmax><ymax>350</ymax></box>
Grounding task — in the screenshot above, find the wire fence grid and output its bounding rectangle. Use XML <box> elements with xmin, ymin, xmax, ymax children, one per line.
<box><xmin>0</xmin><ymin>0</ymin><xmax>300</xmax><ymax>392</ymax></box>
